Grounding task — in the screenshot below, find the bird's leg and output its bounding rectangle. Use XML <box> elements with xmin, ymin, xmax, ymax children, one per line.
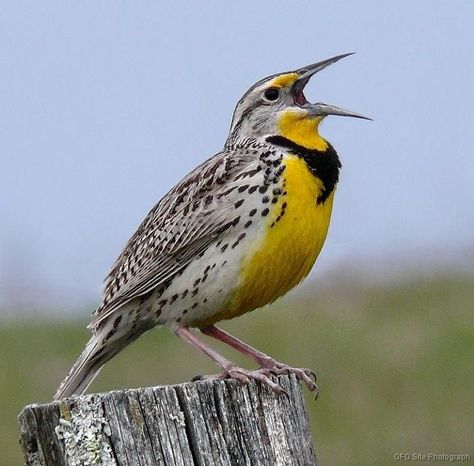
<box><xmin>173</xmin><ymin>325</ymin><xmax>286</xmax><ymax>394</ymax></box>
<box><xmin>200</xmin><ymin>325</ymin><xmax>318</xmax><ymax>394</ymax></box>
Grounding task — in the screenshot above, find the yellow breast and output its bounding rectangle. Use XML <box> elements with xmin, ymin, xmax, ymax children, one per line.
<box><xmin>226</xmin><ymin>154</ymin><xmax>335</xmax><ymax>319</ymax></box>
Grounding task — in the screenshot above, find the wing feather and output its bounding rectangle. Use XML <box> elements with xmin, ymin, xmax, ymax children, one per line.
<box><xmin>90</xmin><ymin>146</ymin><xmax>259</xmax><ymax>329</ymax></box>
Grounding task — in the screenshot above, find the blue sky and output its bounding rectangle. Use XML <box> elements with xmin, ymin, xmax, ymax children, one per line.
<box><xmin>1</xmin><ymin>1</ymin><xmax>473</xmax><ymax>312</ymax></box>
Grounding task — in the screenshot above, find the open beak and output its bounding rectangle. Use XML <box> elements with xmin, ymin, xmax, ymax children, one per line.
<box><xmin>292</xmin><ymin>53</ymin><xmax>372</xmax><ymax>120</ymax></box>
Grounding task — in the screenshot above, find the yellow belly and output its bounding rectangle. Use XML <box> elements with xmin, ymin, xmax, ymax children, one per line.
<box><xmin>225</xmin><ymin>154</ymin><xmax>335</xmax><ymax>320</ymax></box>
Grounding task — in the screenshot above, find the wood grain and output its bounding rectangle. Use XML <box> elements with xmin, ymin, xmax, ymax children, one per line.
<box><xmin>18</xmin><ymin>375</ymin><xmax>317</xmax><ymax>465</ymax></box>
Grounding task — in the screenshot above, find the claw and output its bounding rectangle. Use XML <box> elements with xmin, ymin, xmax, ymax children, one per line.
<box><xmin>218</xmin><ymin>365</ymin><xmax>287</xmax><ymax>395</ymax></box>
<box><xmin>260</xmin><ymin>362</ymin><xmax>319</xmax><ymax>396</ymax></box>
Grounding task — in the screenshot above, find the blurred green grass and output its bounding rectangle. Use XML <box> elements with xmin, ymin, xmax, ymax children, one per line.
<box><xmin>2</xmin><ymin>275</ymin><xmax>473</xmax><ymax>465</ymax></box>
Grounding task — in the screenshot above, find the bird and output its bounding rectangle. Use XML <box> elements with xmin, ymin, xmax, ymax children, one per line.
<box><xmin>54</xmin><ymin>53</ymin><xmax>369</xmax><ymax>400</ymax></box>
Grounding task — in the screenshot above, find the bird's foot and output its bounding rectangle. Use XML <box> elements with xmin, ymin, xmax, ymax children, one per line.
<box><xmin>222</xmin><ymin>365</ymin><xmax>288</xmax><ymax>395</ymax></box>
<box><xmin>258</xmin><ymin>359</ymin><xmax>319</xmax><ymax>397</ymax></box>
<box><xmin>192</xmin><ymin>365</ymin><xmax>287</xmax><ymax>395</ymax></box>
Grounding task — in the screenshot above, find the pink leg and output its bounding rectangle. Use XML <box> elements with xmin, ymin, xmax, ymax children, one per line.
<box><xmin>174</xmin><ymin>325</ymin><xmax>285</xmax><ymax>394</ymax></box>
<box><xmin>201</xmin><ymin>325</ymin><xmax>318</xmax><ymax>395</ymax></box>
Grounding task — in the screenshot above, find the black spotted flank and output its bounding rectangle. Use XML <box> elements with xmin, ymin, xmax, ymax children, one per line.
<box><xmin>261</xmin><ymin>208</ymin><xmax>269</xmax><ymax>217</ymax></box>
<box><xmin>249</xmin><ymin>208</ymin><xmax>257</xmax><ymax>217</ymax></box>
<box><xmin>158</xmin><ymin>299</ymin><xmax>167</xmax><ymax>308</ymax></box>
<box><xmin>266</xmin><ymin>135</ymin><xmax>341</xmax><ymax>204</ymax></box>
<box><xmin>232</xmin><ymin>232</ymin><xmax>246</xmax><ymax>249</ymax></box>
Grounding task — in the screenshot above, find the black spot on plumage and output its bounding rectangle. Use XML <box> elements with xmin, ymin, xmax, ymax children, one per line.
<box><xmin>271</xmin><ymin>197</ymin><xmax>278</xmax><ymax>204</ymax></box>
<box><xmin>238</xmin><ymin>184</ymin><xmax>249</xmax><ymax>193</ymax></box>
<box><xmin>235</xmin><ymin>199</ymin><xmax>244</xmax><ymax>208</ymax></box>
<box><xmin>183</xmin><ymin>309</ymin><xmax>188</xmax><ymax>315</ymax></box>
<box><xmin>232</xmin><ymin>233</ymin><xmax>246</xmax><ymax>249</ymax></box>
<box><xmin>192</xmin><ymin>302</ymin><xmax>198</xmax><ymax>309</ymax></box>
<box><xmin>249</xmin><ymin>208</ymin><xmax>257</xmax><ymax>217</ymax></box>
<box><xmin>192</xmin><ymin>288</ymin><xmax>199</xmax><ymax>297</ymax></box>
<box><xmin>221</xmin><ymin>244</ymin><xmax>229</xmax><ymax>253</ymax></box>
<box><xmin>259</xmin><ymin>185</ymin><xmax>268</xmax><ymax>194</ymax></box>
<box><xmin>248</xmin><ymin>185</ymin><xmax>258</xmax><ymax>194</ymax></box>
<box><xmin>266</xmin><ymin>135</ymin><xmax>341</xmax><ymax>204</ymax></box>
<box><xmin>261</xmin><ymin>208</ymin><xmax>269</xmax><ymax>217</ymax></box>
<box><xmin>232</xmin><ymin>216</ymin><xmax>240</xmax><ymax>226</ymax></box>
<box><xmin>262</xmin><ymin>196</ymin><xmax>269</xmax><ymax>204</ymax></box>
<box><xmin>170</xmin><ymin>294</ymin><xmax>178</xmax><ymax>304</ymax></box>
<box><xmin>221</xmin><ymin>186</ymin><xmax>237</xmax><ymax>197</ymax></box>
<box><xmin>181</xmin><ymin>289</ymin><xmax>188</xmax><ymax>298</ymax></box>
<box><xmin>113</xmin><ymin>315</ymin><xmax>122</xmax><ymax>329</ymax></box>
<box><xmin>275</xmin><ymin>165</ymin><xmax>286</xmax><ymax>177</ymax></box>
<box><xmin>193</xmin><ymin>278</ymin><xmax>201</xmax><ymax>287</ymax></box>
<box><xmin>244</xmin><ymin>220</ymin><xmax>252</xmax><ymax>228</ymax></box>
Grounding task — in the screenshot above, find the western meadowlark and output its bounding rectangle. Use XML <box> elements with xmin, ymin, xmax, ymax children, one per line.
<box><xmin>55</xmin><ymin>53</ymin><xmax>369</xmax><ymax>400</ymax></box>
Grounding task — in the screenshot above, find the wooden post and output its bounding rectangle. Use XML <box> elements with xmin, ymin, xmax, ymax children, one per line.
<box><xmin>18</xmin><ymin>374</ymin><xmax>318</xmax><ymax>465</ymax></box>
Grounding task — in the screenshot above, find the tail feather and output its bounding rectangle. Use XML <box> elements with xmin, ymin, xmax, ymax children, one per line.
<box><xmin>54</xmin><ymin>321</ymin><xmax>153</xmax><ymax>400</ymax></box>
<box><xmin>54</xmin><ymin>337</ymin><xmax>106</xmax><ymax>400</ymax></box>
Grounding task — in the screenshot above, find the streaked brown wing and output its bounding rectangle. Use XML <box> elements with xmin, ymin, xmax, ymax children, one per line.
<box><xmin>90</xmin><ymin>148</ymin><xmax>257</xmax><ymax>329</ymax></box>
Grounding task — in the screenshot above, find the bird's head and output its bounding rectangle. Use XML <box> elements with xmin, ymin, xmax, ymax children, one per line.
<box><xmin>227</xmin><ymin>53</ymin><xmax>370</xmax><ymax>150</ymax></box>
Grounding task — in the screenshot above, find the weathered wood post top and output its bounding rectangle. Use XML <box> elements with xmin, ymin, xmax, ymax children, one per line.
<box><xmin>18</xmin><ymin>374</ymin><xmax>318</xmax><ymax>465</ymax></box>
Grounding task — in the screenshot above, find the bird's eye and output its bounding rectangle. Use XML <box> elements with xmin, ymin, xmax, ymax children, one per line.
<box><xmin>263</xmin><ymin>87</ymin><xmax>280</xmax><ymax>101</ymax></box>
